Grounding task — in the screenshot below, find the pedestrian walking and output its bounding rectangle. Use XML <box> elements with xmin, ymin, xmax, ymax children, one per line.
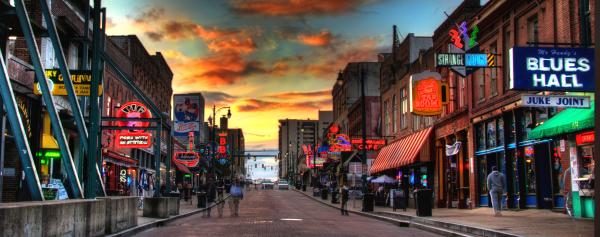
<box><xmin>340</xmin><ymin>185</ymin><xmax>349</xmax><ymax>216</ymax></box>
<box><xmin>487</xmin><ymin>166</ymin><xmax>506</xmax><ymax>216</ymax></box>
<box><xmin>216</xmin><ymin>183</ymin><xmax>225</xmax><ymax>218</ymax></box>
<box><xmin>229</xmin><ymin>179</ymin><xmax>244</xmax><ymax>217</ymax></box>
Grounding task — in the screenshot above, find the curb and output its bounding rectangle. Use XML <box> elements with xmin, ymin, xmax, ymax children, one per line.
<box><xmin>294</xmin><ymin>189</ymin><xmax>519</xmax><ymax>237</ymax></box>
<box><xmin>107</xmin><ymin>195</ymin><xmax>231</xmax><ymax>237</ymax></box>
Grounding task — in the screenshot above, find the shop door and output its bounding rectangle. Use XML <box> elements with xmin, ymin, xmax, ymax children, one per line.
<box><xmin>534</xmin><ymin>143</ymin><xmax>553</xmax><ymax>209</ymax></box>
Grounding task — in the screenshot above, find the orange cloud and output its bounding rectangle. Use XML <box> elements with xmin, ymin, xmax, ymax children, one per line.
<box><xmin>229</xmin><ymin>0</ymin><xmax>376</xmax><ymax>16</ymax></box>
<box><xmin>296</xmin><ymin>31</ymin><xmax>333</xmax><ymax>46</ymax></box>
<box><xmin>266</xmin><ymin>90</ymin><xmax>331</xmax><ymax>100</ymax></box>
<box><xmin>237</xmin><ymin>98</ymin><xmax>331</xmax><ymax>112</ymax></box>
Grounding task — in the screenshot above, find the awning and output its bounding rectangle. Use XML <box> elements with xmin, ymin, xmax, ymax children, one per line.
<box><xmin>174</xmin><ymin>162</ymin><xmax>191</xmax><ymax>174</ymax></box>
<box><xmin>370</xmin><ymin>127</ymin><xmax>432</xmax><ymax>173</ymax></box>
<box><xmin>528</xmin><ymin>102</ymin><xmax>594</xmax><ymax>140</ymax></box>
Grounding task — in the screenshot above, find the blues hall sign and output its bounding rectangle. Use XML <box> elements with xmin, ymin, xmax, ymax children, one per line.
<box><xmin>509</xmin><ymin>47</ymin><xmax>594</xmax><ymax>92</ymax></box>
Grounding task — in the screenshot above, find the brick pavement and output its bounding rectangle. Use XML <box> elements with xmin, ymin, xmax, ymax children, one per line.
<box><xmin>133</xmin><ymin>189</ymin><xmax>442</xmax><ymax>237</ymax></box>
<box><xmin>300</xmin><ymin>189</ymin><xmax>594</xmax><ymax>237</ymax></box>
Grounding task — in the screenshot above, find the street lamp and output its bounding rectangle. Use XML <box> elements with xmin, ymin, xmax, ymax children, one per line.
<box><xmin>208</xmin><ymin>105</ymin><xmax>232</xmax><ymax>184</ymax></box>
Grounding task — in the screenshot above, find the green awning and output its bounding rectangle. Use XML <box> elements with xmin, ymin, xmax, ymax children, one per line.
<box><xmin>528</xmin><ymin>102</ymin><xmax>594</xmax><ymax>140</ymax></box>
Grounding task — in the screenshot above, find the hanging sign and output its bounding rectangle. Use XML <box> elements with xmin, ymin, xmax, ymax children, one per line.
<box><xmin>436</xmin><ymin>53</ymin><xmax>496</xmax><ymax>68</ymax></box>
<box><xmin>521</xmin><ymin>94</ymin><xmax>590</xmax><ymax>108</ymax></box>
<box><xmin>445</xmin><ymin>141</ymin><xmax>462</xmax><ymax>156</ymax></box>
<box><xmin>115</xmin><ymin>132</ymin><xmax>152</xmax><ymax>148</ymax></box>
<box><xmin>173</xmin><ymin>152</ymin><xmax>200</xmax><ymax>167</ymax></box>
<box><xmin>116</xmin><ymin>102</ymin><xmax>152</xmax><ymax>129</ymax></box>
<box><xmin>217</xmin><ymin>132</ymin><xmax>229</xmax><ymax>159</ymax></box>
<box><xmin>33</xmin><ymin>69</ymin><xmax>102</xmax><ymax>96</ymax></box>
<box><xmin>509</xmin><ymin>47</ymin><xmax>594</xmax><ymax>92</ymax></box>
<box><xmin>410</xmin><ymin>71</ymin><xmax>443</xmax><ymax>116</ymax></box>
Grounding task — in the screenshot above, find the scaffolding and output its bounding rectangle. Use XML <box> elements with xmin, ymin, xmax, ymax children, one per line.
<box><xmin>0</xmin><ymin>0</ymin><xmax>172</xmax><ymax>200</ymax></box>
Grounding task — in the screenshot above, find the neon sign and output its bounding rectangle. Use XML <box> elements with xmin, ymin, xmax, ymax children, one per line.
<box><xmin>350</xmin><ymin>139</ymin><xmax>386</xmax><ymax>151</ymax></box>
<box><xmin>173</xmin><ymin>152</ymin><xmax>200</xmax><ymax>167</ymax></box>
<box><xmin>302</xmin><ymin>144</ymin><xmax>324</xmax><ymax>168</ymax></box>
<box><xmin>509</xmin><ymin>47</ymin><xmax>594</xmax><ymax>92</ymax></box>
<box><xmin>448</xmin><ymin>21</ymin><xmax>478</xmax><ymax>50</ymax></box>
<box><xmin>217</xmin><ymin>132</ymin><xmax>229</xmax><ymax>159</ymax></box>
<box><xmin>115</xmin><ymin>132</ymin><xmax>152</xmax><ymax>148</ymax></box>
<box><xmin>410</xmin><ymin>71</ymin><xmax>443</xmax><ymax>116</ymax></box>
<box><xmin>116</xmin><ymin>102</ymin><xmax>152</xmax><ymax>129</ymax></box>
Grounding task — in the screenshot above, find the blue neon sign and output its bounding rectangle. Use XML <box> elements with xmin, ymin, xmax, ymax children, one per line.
<box><xmin>509</xmin><ymin>47</ymin><xmax>595</xmax><ymax>92</ymax></box>
<box><xmin>465</xmin><ymin>54</ymin><xmax>487</xmax><ymax>67</ymax></box>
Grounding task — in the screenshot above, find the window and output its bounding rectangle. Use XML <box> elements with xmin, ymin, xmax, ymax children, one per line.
<box><xmin>486</xmin><ymin>120</ymin><xmax>497</xmax><ymax>148</ymax></box>
<box><xmin>392</xmin><ymin>94</ymin><xmax>397</xmax><ymax>133</ymax></box>
<box><xmin>383</xmin><ymin>101</ymin><xmax>389</xmax><ymax>135</ymax></box>
<box><xmin>400</xmin><ymin>88</ymin><xmax>407</xmax><ymax>128</ymax></box>
<box><xmin>413</xmin><ymin>114</ymin><xmax>420</xmax><ymax>131</ymax></box>
<box><xmin>527</xmin><ymin>15</ymin><xmax>539</xmax><ymax>43</ymax></box>
<box><xmin>580</xmin><ymin>0</ymin><xmax>592</xmax><ymax>45</ymax></box>
<box><xmin>458</xmin><ymin>74</ymin><xmax>466</xmax><ymax>108</ymax></box>
<box><xmin>475</xmin><ymin>69</ymin><xmax>485</xmax><ymax>101</ymax></box>
<box><xmin>489</xmin><ymin>43</ymin><xmax>498</xmax><ymax>96</ymax></box>
<box><xmin>502</xmin><ymin>27</ymin><xmax>511</xmax><ymax>92</ymax></box>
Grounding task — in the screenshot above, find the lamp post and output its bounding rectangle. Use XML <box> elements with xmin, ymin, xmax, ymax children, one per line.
<box><xmin>360</xmin><ymin>66</ymin><xmax>369</xmax><ymax>212</ymax></box>
<box><xmin>207</xmin><ymin>105</ymin><xmax>231</xmax><ymax>184</ymax></box>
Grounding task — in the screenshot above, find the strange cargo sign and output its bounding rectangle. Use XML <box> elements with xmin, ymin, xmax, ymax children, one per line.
<box><xmin>173</xmin><ymin>152</ymin><xmax>200</xmax><ymax>167</ymax></box>
<box><xmin>509</xmin><ymin>47</ymin><xmax>594</xmax><ymax>92</ymax></box>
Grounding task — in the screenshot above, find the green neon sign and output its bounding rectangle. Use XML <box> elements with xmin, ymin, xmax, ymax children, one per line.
<box><xmin>44</xmin><ymin>150</ymin><xmax>61</xmax><ymax>158</ymax></box>
<box><xmin>184</xmin><ymin>174</ymin><xmax>192</xmax><ymax>178</ymax></box>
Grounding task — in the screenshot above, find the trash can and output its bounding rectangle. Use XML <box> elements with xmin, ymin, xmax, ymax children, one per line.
<box><xmin>302</xmin><ymin>184</ymin><xmax>307</xmax><ymax>192</ymax></box>
<box><xmin>331</xmin><ymin>191</ymin><xmax>339</xmax><ymax>204</ymax></box>
<box><xmin>321</xmin><ymin>189</ymin><xmax>329</xmax><ymax>200</ymax></box>
<box><xmin>414</xmin><ymin>189</ymin><xmax>433</xmax><ymax>216</ymax></box>
<box><xmin>362</xmin><ymin>192</ymin><xmax>374</xmax><ymax>212</ymax></box>
<box><xmin>197</xmin><ymin>191</ymin><xmax>207</xmax><ymax>208</ymax></box>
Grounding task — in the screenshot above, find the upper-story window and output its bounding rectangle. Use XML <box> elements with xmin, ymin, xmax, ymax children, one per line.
<box><xmin>400</xmin><ymin>88</ymin><xmax>407</xmax><ymax>128</ymax></box>
<box><xmin>458</xmin><ymin>74</ymin><xmax>466</xmax><ymax>109</ymax></box>
<box><xmin>580</xmin><ymin>0</ymin><xmax>592</xmax><ymax>45</ymax></box>
<box><xmin>527</xmin><ymin>15</ymin><xmax>539</xmax><ymax>43</ymax></box>
<box><xmin>502</xmin><ymin>26</ymin><xmax>511</xmax><ymax>93</ymax></box>
<box><xmin>475</xmin><ymin>69</ymin><xmax>485</xmax><ymax>102</ymax></box>
<box><xmin>392</xmin><ymin>94</ymin><xmax>397</xmax><ymax>133</ymax></box>
<box><xmin>489</xmin><ymin>42</ymin><xmax>498</xmax><ymax>96</ymax></box>
<box><xmin>383</xmin><ymin>101</ymin><xmax>389</xmax><ymax>136</ymax></box>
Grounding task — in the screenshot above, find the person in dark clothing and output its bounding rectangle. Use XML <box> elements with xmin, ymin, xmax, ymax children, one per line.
<box><xmin>340</xmin><ymin>185</ymin><xmax>349</xmax><ymax>216</ymax></box>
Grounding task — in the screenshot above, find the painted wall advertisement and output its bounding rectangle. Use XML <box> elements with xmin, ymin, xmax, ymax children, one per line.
<box><xmin>173</xmin><ymin>95</ymin><xmax>201</xmax><ymax>137</ymax></box>
<box><xmin>509</xmin><ymin>47</ymin><xmax>594</xmax><ymax>92</ymax></box>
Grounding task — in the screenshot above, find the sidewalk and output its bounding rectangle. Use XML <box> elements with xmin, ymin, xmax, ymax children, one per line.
<box><xmin>109</xmin><ymin>194</ymin><xmax>229</xmax><ymax>237</ymax></box>
<box><xmin>297</xmin><ymin>189</ymin><xmax>593</xmax><ymax>237</ymax></box>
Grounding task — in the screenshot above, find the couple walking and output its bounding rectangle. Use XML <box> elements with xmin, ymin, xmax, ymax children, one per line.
<box><xmin>204</xmin><ymin>180</ymin><xmax>244</xmax><ymax>218</ymax></box>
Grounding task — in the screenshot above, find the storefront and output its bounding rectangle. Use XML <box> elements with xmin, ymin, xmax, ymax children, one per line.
<box><xmin>528</xmin><ymin>102</ymin><xmax>595</xmax><ymax>218</ymax></box>
<box><xmin>435</xmin><ymin>114</ymin><xmax>470</xmax><ymax>208</ymax></box>
<box><xmin>102</xmin><ymin>150</ymin><xmax>138</xmax><ymax>196</ymax></box>
<box><xmin>370</xmin><ymin>127</ymin><xmax>434</xmax><ymax>207</ymax></box>
<box><xmin>473</xmin><ymin>106</ymin><xmax>560</xmax><ymax>209</ymax></box>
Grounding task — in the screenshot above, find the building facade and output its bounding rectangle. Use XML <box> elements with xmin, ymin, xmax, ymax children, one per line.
<box><xmin>278</xmin><ymin>119</ymin><xmax>318</xmax><ymax>182</ymax></box>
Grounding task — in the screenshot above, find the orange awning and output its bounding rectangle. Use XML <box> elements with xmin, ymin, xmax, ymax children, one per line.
<box><xmin>370</xmin><ymin>127</ymin><xmax>432</xmax><ymax>174</ymax></box>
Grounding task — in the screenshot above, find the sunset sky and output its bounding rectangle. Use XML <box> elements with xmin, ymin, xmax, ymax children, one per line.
<box><xmin>104</xmin><ymin>0</ymin><xmax>465</xmax><ymax>150</ymax></box>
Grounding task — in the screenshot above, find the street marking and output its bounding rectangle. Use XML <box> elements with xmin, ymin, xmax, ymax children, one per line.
<box><xmin>280</xmin><ymin>218</ymin><xmax>303</xmax><ymax>221</ymax></box>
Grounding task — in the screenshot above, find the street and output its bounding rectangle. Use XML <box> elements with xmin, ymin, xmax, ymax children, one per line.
<box><xmin>134</xmin><ymin>189</ymin><xmax>441</xmax><ymax>237</ymax></box>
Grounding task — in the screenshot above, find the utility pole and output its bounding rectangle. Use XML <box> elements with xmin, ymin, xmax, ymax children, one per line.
<box><xmin>360</xmin><ymin>65</ymin><xmax>369</xmax><ymax>212</ymax></box>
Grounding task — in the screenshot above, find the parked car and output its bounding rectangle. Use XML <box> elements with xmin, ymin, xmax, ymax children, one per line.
<box><xmin>277</xmin><ymin>180</ymin><xmax>289</xmax><ymax>190</ymax></box>
<box><xmin>262</xmin><ymin>181</ymin><xmax>274</xmax><ymax>189</ymax></box>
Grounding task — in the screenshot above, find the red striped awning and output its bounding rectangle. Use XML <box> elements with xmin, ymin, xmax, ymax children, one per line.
<box><xmin>370</xmin><ymin>127</ymin><xmax>433</xmax><ymax>174</ymax></box>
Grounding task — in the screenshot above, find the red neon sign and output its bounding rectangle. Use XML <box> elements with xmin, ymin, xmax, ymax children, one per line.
<box><xmin>116</xmin><ymin>102</ymin><xmax>152</xmax><ymax>129</ymax></box>
<box><xmin>173</xmin><ymin>152</ymin><xmax>200</xmax><ymax>167</ymax></box>
<box><xmin>411</xmin><ymin>75</ymin><xmax>442</xmax><ymax>116</ymax></box>
<box><xmin>576</xmin><ymin>131</ymin><xmax>594</xmax><ymax>145</ymax></box>
<box><xmin>115</xmin><ymin>132</ymin><xmax>152</xmax><ymax>148</ymax></box>
<box><xmin>350</xmin><ymin>139</ymin><xmax>386</xmax><ymax>151</ymax></box>
<box><xmin>217</xmin><ymin>132</ymin><xmax>228</xmax><ymax>159</ymax></box>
